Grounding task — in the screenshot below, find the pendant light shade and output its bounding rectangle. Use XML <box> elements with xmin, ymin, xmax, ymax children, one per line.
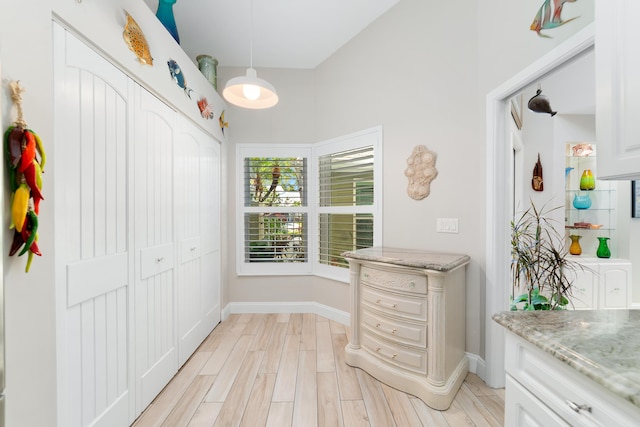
<box><xmin>222</xmin><ymin>0</ymin><xmax>279</xmax><ymax>109</ymax></box>
<box><xmin>223</xmin><ymin>68</ymin><xmax>278</xmax><ymax>109</ymax></box>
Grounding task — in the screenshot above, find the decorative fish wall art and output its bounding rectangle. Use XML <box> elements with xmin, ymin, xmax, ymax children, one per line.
<box><xmin>530</xmin><ymin>0</ymin><xmax>579</xmax><ymax>38</ymax></box>
<box><xmin>197</xmin><ymin>97</ymin><xmax>214</xmax><ymax>120</ymax></box>
<box><xmin>219</xmin><ymin>110</ymin><xmax>228</xmax><ymax>135</ymax></box>
<box><xmin>123</xmin><ymin>11</ymin><xmax>153</xmax><ymax>65</ymax></box>
<box><xmin>167</xmin><ymin>59</ymin><xmax>193</xmax><ymax>98</ymax></box>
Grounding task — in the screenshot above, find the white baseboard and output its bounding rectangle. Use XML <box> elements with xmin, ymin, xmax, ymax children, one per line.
<box><xmin>222</xmin><ymin>301</ymin><xmax>350</xmax><ymax>325</ymax></box>
<box><xmin>465</xmin><ymin>352</ymin><xmax>486</xmax><ymax>379</ymax></box>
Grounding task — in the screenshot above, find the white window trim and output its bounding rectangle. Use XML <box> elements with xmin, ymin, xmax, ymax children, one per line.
<box><xmin>236</xmin><ymin>127</ymin><xmax>383</xmax><ymax>282</ymax></box>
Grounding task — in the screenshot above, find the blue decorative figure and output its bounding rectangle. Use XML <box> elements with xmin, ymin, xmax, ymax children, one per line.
<box><xmin>156</xmin><ymin>0</ymin><xmax>180</xmax><ymax>44</ymax></box>
<box><xmin>167</xmin><ymin>59</ymin><xmax>193</xmax><ymax>98</ymax></box>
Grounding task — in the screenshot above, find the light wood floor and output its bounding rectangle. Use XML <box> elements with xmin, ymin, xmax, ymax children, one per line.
<box><xmin>132</xmin><ymin>313</ymin><xmax>505</xmax><ymax>427</ymax></box>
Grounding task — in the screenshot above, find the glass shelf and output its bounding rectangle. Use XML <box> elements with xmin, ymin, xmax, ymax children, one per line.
<box><xmin>565</xmin><ymin>143</ymin><xmax>618</xmax><ymax>255</ymax></box>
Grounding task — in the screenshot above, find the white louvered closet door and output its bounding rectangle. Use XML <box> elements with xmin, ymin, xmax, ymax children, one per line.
<box><xmin>53</xmin><ymin>24</ymin><xmax>134</xmax><ymax>427</ymax></box>
<box><xmin>133</xmin><ymin>87</ymin><xmax>177</xmax><ymax>415</ymax></box>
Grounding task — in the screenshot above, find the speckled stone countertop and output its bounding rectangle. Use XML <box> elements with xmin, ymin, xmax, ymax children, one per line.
<box><xmin>493</xmin><ymin>310</ymin><xmax>640</xmax><ymax>409</ymax></box>
<box><xmin>341</xmin><ymin>247</ymin><xmax>470</xmax><ymax>272</ymax></box>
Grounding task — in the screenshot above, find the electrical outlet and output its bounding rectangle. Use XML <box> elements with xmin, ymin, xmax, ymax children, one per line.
<box><xmin>437</xmin><ymin>218</ymin><xmax>459</xmax><ymax>233</ymax></box>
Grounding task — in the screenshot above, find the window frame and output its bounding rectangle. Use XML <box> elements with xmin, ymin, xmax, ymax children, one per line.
<box><xmin>236</xmin><ymin>127</ymin><xmax>383</xmax><ymax>282</ymax></box>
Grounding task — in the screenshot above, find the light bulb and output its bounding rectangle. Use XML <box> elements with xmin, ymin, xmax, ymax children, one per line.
<box><xmin>243</xmin><ymin>84</ymin><xmax>261</xmax><ymax>101</ymax></box>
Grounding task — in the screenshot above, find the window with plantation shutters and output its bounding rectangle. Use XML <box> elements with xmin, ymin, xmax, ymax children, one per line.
<box><xmin>317</xmin><ymin>146</ymin><xmax>375</xmax><ymax>269</ymax></box>
<box><xmin>237</xmin><ymin>127</ymin><xmax>381</xmax><ymax>280</ymax></box>
<box><xmin>241</xmin><ymin>154</ymin><xmax>309</xmax><ymax>269</ymax></box>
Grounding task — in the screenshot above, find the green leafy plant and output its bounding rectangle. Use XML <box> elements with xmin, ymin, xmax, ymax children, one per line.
<box><xmin>510</xmin><ymin>201</ymin><xmax>581</xmax><ymax>311</ymax></box>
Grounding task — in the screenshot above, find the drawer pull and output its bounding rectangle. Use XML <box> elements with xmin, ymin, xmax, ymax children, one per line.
<box><xmin>375</xmin><ymin>347</ymin><xmax>397</xmax><ymax>359</ymax></box>
<box><xmin>565</xmin><ymin>400</ymin><xmax>592</xmax><ymax>414</ymax></box>
<box><xmin>375</xmin><ymin>299</ymin><xmax>397</xmax><ymax>309</ymax></box>
<box><xmin>190</xmin><ymin>247</ymin><xmax>197</xmax><ymax>252</ymax></box>
<box><xmin>155</xmin><ymin>257</ymin><xmax>164</xmax><ymax>263</ymax></box>
<box><xmin>374</xmin><ymin>323</ymin><xmax>397</xmax><ymax>334</ymax></box>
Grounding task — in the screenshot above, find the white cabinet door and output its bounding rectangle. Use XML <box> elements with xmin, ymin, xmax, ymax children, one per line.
<box><xmin>199</xmin><ymin>140</ymin><xmax>222</xmax><ymax>334</ymax></box>
<box><xmin>599</xmin><ymin>262</ymin><xmax>632</xmax><ymax>309</ymax></box>
<box><xmin>567</xmin><ymin>263</ymin><xmax>598</xmax><ymax>309</ymax></box>
<box><xmin>596</xmin><ymin>1</ymin><xmax>640</xmax><ymax>179</ymax></box>
<box><xmin>133</xmin><ymin>87</ymin><xmax>178</xmax><ymax>415</ymax></box>
<box><xmin>175</xmin><ymin>119</ymin><xmax>221</xmax><ymax>365</ymax></box>
<box><xmin>54</xmin><ymin>24</ymin><xmax>133</xmax><ymax>426</ymax></box>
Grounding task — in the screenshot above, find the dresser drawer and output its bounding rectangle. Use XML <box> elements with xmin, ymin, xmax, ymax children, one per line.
<box><xmin>362</xmin><ymin>330</ymin><xmax>427</xmax><ymax>374</ymax></box>
<box><xmin>361</xmin><ymin>265</ymin><xmax>427</xmax><ymax>294</ymax></box>
<box><xmin>362</xmin><ymin>308</ymin><xmax>427</xmax><ymax>348</ymax></box>
<box><xmin>362</xmin><ymin>285</ymin><xmax>427</xmax><ymax>321</ymax></box>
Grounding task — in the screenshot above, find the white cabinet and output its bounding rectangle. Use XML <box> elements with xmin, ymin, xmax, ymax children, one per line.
<box><xmin>567</xmin><ymin>258</ymin><xmax>632</xmax><ymax>309</ymax></box>
<box><xmin>595</xmin><ymin>1</ymin><xmax>640</xmax><ymax>179</ymax></box>
<box><xmin>53</xmin><ymin>24</ymin><xmax>221</xmax><ymax>426</ymax></box>
<box><xmin>343</xmin><ymin>249</ymin><xmax>469</xmax><ymax>410</ymax></box>
<box><xmin>505</xmin><ymin>332</ymin><xmax>640</xmax><ymax>427</ymax></box>
<box><xmin>505</xmin><ymin>376</ymin><xmax>571</xmax><ymax>427</ymax></box>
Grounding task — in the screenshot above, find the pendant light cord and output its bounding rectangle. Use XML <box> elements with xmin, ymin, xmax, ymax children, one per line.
<box><xmin>249</xmin><ymin>0</ymin><xmax>254</xmax><ymax>69</ymax></box>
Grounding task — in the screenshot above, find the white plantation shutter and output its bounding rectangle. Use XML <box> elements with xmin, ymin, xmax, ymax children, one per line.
<box><xmin>236</xmin><ymin>127</ymin><xmax>381</xmax><ymax>279</ymax></box>
<box><xmin>317</xmin><ymin>146</ymin><xmax>375</xmax><ymax>269</ymax></box>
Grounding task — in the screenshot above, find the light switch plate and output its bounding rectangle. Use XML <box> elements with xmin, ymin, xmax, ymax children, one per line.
<box><xmin>437</xmin><ymin>218</ymin><xmax>459</xmax><ymax>233</ymax></box>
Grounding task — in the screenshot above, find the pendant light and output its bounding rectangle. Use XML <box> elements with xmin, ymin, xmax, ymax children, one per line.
<box><xmin>223</xmin><ymin>0</ymin><xmax>279</xmax><ymax>109</ymax></box>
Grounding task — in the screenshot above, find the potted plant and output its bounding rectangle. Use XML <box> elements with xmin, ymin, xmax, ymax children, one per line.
<box><xmin>510</xmin><ymin>201</ymin><xmax>583</xmax><ymax>310</ymax></box>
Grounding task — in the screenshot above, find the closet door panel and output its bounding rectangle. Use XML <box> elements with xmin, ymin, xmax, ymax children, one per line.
<box><xmin>54</xmin><ymin>24</ymin><xmax>132</xmax><ymax>427</ymax></box>
<box><xmin>175</xmin><ymin>131</ymin><xmax>204</xmax><ymax>364</ymax></box>
<box><xmin>200</xmin><ymin>142</ymin><xmax>221</xmax><ymax>328</ymax></box>
<box><xmin>133</xmin><ymin>87</ymin><xmax>178</xmax><ymax>414</ymax></box>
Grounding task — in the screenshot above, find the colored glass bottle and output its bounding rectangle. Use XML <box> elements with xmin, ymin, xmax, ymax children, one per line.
<box><xmin>579</xmin><ymin>169</ymin><xmax>595</xmax><ymax>190</ymax></box>
<box><xmin>596</xmin><ymin>237</ymin><xmax>611</xmax><ymax>258</ymax></box>
<box><xmin>156</xmin><ymin>0</ymin><xmax>180</xmax><ymax>44</ymax></box>
<box><xmin>569</xmin><ymin>235</ymin><xmax>582</xmax><ymax>255</ymax></box>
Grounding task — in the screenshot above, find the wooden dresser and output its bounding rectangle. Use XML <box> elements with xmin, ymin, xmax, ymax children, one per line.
<box><xmin>342</xmin><ymin>247</ymin><xmax>470</xmax><ymax>410</ymax></box>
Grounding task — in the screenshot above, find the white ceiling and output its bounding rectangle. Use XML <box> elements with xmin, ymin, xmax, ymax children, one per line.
<box><xmin>142</xmin><ymin>0</ymin><xmax>400</xmax><ymax>69</ymax></box>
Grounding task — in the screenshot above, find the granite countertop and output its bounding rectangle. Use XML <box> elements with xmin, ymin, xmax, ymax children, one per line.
<box><xmin>341</xmin><ymin>247</ymin><xmax>470</xmax><ymax>272</ymax></box>
<box><xmin>493</xmin><ymin>310</ymin><xmax>640</xmax><ymax>409</ymax></box>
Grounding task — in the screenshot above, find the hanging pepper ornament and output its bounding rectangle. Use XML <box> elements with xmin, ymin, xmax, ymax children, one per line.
<box><xmin>4</xmin><ymin>81</ymin><xmax>46</xmax><ymax>272</ymax></box>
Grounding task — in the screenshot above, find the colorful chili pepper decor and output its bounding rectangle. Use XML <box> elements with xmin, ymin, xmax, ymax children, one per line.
<box><xmin>4</xmin><ymin>81</ymin><xmax>46</xmax><ymax>272</ymax></box>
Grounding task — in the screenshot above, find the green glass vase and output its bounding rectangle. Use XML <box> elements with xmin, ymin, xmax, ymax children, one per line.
<box><xmin>596</xmin><ymin>237</ymin><xmax>611</xmax><ymax>258</ymax></box>
<box><xmin>579</xmin><ymin>169</ymin><xmax>596</xmax><ymax>190</ymax></box>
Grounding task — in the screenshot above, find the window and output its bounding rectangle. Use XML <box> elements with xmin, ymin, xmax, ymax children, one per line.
<box><xmin>237</xmin><ymin>127</ymin><xmax>382</xmax><ymax>281</ymax></box>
